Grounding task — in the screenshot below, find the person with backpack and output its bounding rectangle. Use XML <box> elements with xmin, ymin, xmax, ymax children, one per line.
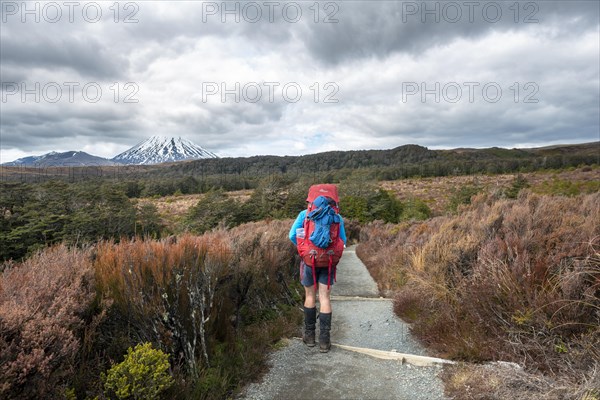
<box><xmin>289</xmin><ymin>184</ymin><xmax>347</xmax><ymax>353</ymax></box>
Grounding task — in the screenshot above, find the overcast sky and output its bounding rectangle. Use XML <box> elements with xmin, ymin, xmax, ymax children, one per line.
<box><xmin>1</xmin><ymin>0</ymin><xmax>599</xmax><ymax>161</ymax></box>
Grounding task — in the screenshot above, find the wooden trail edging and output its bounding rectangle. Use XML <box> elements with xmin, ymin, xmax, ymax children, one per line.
<box><xmin>330</xmin><ymin>295</ymin><xmax>392</xmax><ymax>301</ymax></box>
<box><xmin>326</xmin><ymin>296</ymin><xmax>455</xmax><ymax>367</ymax></box>
<box><xmin>332</xmin><ymin>343</ymin><xmax>456</xmax><ymax>367</ymax></box>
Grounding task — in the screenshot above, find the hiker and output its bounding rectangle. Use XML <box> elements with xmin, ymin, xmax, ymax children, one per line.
<box><xmin>289</xmin><ymin>184</ymin><xmax>347</xmax><ymax>353</ymax></box>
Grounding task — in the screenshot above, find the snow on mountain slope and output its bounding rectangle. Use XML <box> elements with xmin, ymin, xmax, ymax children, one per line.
<box><xmin>2</xmin><ymin>151</ymin><xmax>119</xmax><ymax>166</ymax></box>
<box><xmin>111</xmin><ymin>136</ymin><xmax>218</xmax><ymax>165</ymax></box>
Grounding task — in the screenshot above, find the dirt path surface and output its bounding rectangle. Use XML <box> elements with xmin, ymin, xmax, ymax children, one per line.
<box><xmin>239</xmin><ymin>246</ymin><xmax>448</xmax><ymax>400</ymax></box>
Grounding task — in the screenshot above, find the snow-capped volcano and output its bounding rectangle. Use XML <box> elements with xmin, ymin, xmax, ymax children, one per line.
<box><xmin>112</xmin><ymin>136</ymin><xmax>218</xmax><ymax>165</ymax></box>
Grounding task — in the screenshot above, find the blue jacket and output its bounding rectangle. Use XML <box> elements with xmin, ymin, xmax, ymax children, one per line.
<box><xmin>289</xmin><ymin>209</ymin><xmax>347</xmax><ymax>246</ymax></box>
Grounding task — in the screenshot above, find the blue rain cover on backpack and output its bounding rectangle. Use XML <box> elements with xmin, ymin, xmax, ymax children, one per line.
<box><xmin>307</xmin><ymin>196</ymin><xmax>341</xmax><ymax>248</ymax></box>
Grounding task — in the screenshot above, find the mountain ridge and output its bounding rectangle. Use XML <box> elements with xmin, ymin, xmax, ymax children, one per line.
<box><xmin>2</xmin><ymin>141</ymin><xmax>597</xmax><ymax>176</ymax></box>
<box><xmin>2</xmin><ymin>136</ymin><xmax>219</xmax><ymax>167</ymax></box>
<box><xmin>2</xmin><ymin>151</ymin><xmax>120</xmax><ymax>167</ymax></box>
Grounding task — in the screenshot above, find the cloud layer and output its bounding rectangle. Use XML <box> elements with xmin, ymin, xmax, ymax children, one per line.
<box><xmin>1</xmin><ymin>0</ymin><xmax>598</xmax><ymax>161</ymax></box>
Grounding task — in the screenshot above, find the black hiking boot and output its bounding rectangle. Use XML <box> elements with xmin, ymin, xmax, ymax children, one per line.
<box><xmin>303</xmin><ymin>306</ymin><xmax>316</xmax><ymax>347</ymax></box>
<box><xmin>319</xmin><ymin>312</ymin><xmax>332</xmax><ymax>353</ymax></box>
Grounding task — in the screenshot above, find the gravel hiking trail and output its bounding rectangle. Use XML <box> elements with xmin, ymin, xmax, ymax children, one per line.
<box><xmin>239</xmin><ymin>246</ymin><xmax>449</xmax><ymax>400</ymax></box>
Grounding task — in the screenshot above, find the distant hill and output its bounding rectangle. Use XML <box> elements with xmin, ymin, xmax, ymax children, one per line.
<box><xmin>2</xmin><ymin>151</ymin><xmax>119</xmax><ymax>167</ymax></box>
<box><xmin>112</xmin><ymin>136</ymin><xmax>218</xmax><ymax>165</ymax></box>
<box><xmin>136</xmin><ymin>141</ymin><xmax>600</xmax><ymax>178</ymax></box>
<box><xmin>1</xmin><ymin>142</ymin><xmax>597</xmax><ymax>184</ymax></box>
<box><xmin>2</xmin><ymin>136</ymin><xmax>219</xmax><ymax>168</ymax></box>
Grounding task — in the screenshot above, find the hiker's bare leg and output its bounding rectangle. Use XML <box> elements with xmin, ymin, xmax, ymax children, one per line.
<box><xmin>304</xmin><ymin>285</ymin><xmax>316</xmax><ymax>308</ymax></box>
<box><xmin>318</xmin><ymin>283</ymin><xmax>332</xmax><ymax>313</ymax></box>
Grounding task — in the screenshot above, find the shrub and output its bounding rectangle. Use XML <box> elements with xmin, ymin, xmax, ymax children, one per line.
<box><xmin>504</xmin><ymin>174</ymin><xmax>530</xmax><ymax>199</ymax></box>
<box><xmin>0</xmin><ymin>245</ymin><xmax>95</xmax><ymax>399</ymax></box>
<box><xmin>135</xmin><ymin>203</ymin><xmax>163</xmax><ymax>238</ymax></box>
<box><xmin>93</xmin><ymin>233</ymin><xmax>233</xmax><ymax>377</ymax></box>
<box><xmin>242</xmin><ymin>176</ymin><xmax>290</xmax><ymax>220</ymax></box>
<box><xmin>340</xmin><ymin>195</ymin><xmax>369</xmax><ymax>223</ymax></box>
<box><xmin>446</xmin><ymin>184</ymin><xmax>483</xmax><ymax>213</ymax></box>
<box><xmin>358</xmin><ymin>192</ymin><xmax>600</xmax><ymax>385</ymax></box>
<box><xmin>340</xmin><ymin>180</ymin><xmax>404</xmax><ymax>223</ymax></box>
<box><xmin>185</xmin><ymin>189</ymin><xmax>242</xmax><ymax>233</ymax></box>
<box><xmin>92</xmin><ymin>220</ymin><xmax>300</xmax><ymax>398</ymax></box>
<box><xmin>532</xmin><ymin>176</ymin><xmax>600</xmax><ymax>197</ymax></box>
<box><xmin>400</xmin><ymin>198</ymin><xmax>432</xmax><ymax>221</ymax></box>
<box><xmin>1</xmin><ymin>219</ymin><xmax>302</xmax><ymax>399</ymax></box>
<box><xmin>102</xmin><ymin>342</ymin><xmax>174</xmax><ymax>400</ymax></box>
<box><xmin>370</xmin><ymin>189</ymin><xmax>404</xmax><ymax>222</ymax></box>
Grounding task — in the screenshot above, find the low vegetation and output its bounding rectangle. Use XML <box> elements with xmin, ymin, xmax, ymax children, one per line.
<box><xmin>0</xmin><ymin>175</ymin><xmax>416</xmax><ymax>261</ymax></box>
<box><xmin>441</xmin><ymin>362</ymin><xmax>599</xmax><ymax>400</ymax></box>
<box><xmin>1</xmin><ymin>221</ymin><xmax>303</xmax><ymax>399</ymax></box>
<box><xmin>0</xmin><ymin>245</ymin><xmax>95</xmax><ymax>398</ymax></box>
<box><xmin>0</xmin><ymin>181</ymin><xmax>163</xmax><ymax>261</ymax></box>
<box><xmin>381</xmin><ymin>166</ymin><xmax>599</xmax><ymax>215</ymax></box>
<box><xmin>1</xmin><ymin>157</ymin><xmax>598</xmax><ymax>398</ymax></box>
<box><xmin>357</xmin><ymin>190</ymin><xmax>599</xmax><ymax>398</ymax></box>
<box><xmin>101</xmin><ymin>342</ymin><xmax>174</xmax><ymax>400</ymax></box>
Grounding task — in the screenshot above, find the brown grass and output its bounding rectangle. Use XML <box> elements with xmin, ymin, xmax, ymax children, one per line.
<box><xmin>380</xmin><ymin>167</ymin><xmax>599</xmax><ymax>215</ymax></box>
<box><xmin>442</xmin><ymin>363</ymin><xmax>599</xmax><ymax>400</ymax></box>
<box><xmin>357</xmin><ymin>191</ymin><xmax>599</xmax><ymax>395</ymax></box>
<box><xmin>140</xmin><ymin>189</ymin><xmax>253</xmax><ymax>232</ymax></box>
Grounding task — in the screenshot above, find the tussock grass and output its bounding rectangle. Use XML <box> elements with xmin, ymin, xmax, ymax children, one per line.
<box><xmin>442</xmin><ymin>362</ymin><xmax>599</xmax><ymax>400</ymax></box>
<box><xmin>380</xmin><ymin>166</ymin><xmax>599</xmax><ymax>215</ymax></box>
<box><xmin>357</xmin><ymin>191</ymin><xmax>599</xmax><ymax>395</ymax></box>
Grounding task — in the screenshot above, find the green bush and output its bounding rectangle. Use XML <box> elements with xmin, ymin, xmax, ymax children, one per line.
<box><xmin>532</xmin><ymin>176</ymin><xmax>600</xmax><ymax>197</ymax></box>
<box><xmin>340</xmin><ymin>195</ymin><xmax>369</xmax><ymax>223</ymax></box>
<box><xmin>401</xmin><ymin>198</ymin><xmax>432</xmax><ymax>221</ymax></box>
<box><xmin>242</xmin><ymin>176</ymin><xmax>291</xmax><ymax>220</ymax></box>
<box><xmin>186</xmin><ymin>189</ymin><xmax>242</xmax><ymax>233</ymax></box>
<box><xmin>446</xmin><ymin>184</ymin><xmax>483</xmax><ymax>213</ymax></box>
<box><xmin>102</xmin><ymin>342</ymin><xmax>174</xmax><ymax>400</ymax></box>
<box><xmin>339</xmin><ymin>179</ymin><xmax>404</xmax><ymax>223</ymax></box>
<box><xmin>504</xmin><ymin>174</ymin><xmax>530</xmax><ymax>199</ymax></box>
<box><xmin>135</xmin><ymin>203</ymin><xmax>163</xmax><ymax>238</ymax></box>
<box><xmin>369</xmin><ymin>189</ymin><xmax>404</xmax><ymax>223</ymax></box>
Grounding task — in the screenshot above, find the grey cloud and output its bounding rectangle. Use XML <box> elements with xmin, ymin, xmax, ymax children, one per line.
<box><xmin>122</xmin><ymin>3</ymin><xmax>295</xmax><ymax>48</ymax></box>
<box><xmin>0</xmin><ymin>66</ymin><xmax>27</xmax><ymax>83</ymax></box>
<box><xmin>302</xmin><ymin>1</ymin><xmax>600</xmax><ymax>64</ymax></box>
<box><xmin>0</xmin><ymin>105</ymin><xmax>141</xmax><ymax>149</ymax></box>
<box><xmin>159</xmin><ymin>100</ymin><xmax>287</xmax><ymax>148</ymax></box>
<box><xmin>1</xmin><ymin>32</ymin><xmax>128</xmax><ymax>79</ymax></box>
<box><xmin>197</xmin><ymin>99</ymin><xmax>286</xmax><ymax>125</ymax></box>
<box><xmin>127</xmin><ymin>1</ymin><xmax>599</xmax><ymax>63</ymax></box>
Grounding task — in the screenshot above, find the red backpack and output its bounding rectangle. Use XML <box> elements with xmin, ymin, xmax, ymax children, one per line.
<box><xmin>296</xmin><ymin>184</ymin><xmax>345</xmax><ymax>289</ymax></box>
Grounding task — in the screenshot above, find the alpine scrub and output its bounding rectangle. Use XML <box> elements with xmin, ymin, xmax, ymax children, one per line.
<box><xmin>102</xmin><ymin>342</ymin><xmax>174</xmax><ymax>400</ymax></box>
<box><xmin>357</xmin><ymin>191</ymin><xmax>600</xmax><ymax>397</ymax></box>
<box><xmin>0</xmin><ymin>221</ymin><xmax>301</xmax><ymax>399</ymax></box>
